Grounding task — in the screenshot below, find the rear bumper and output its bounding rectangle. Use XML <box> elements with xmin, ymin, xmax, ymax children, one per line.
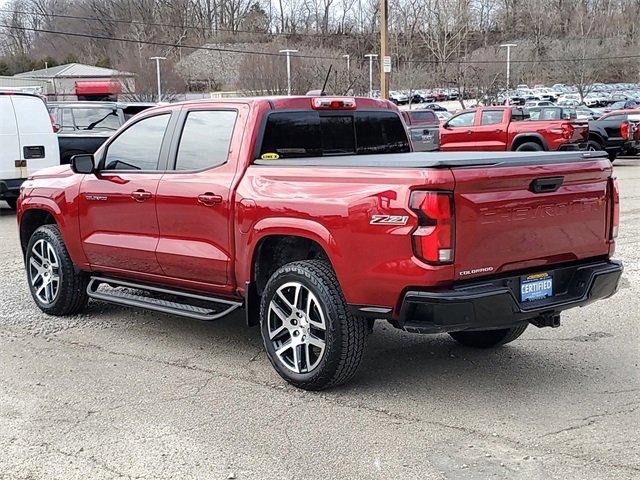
<box><xmin>395</xmin><ymin>259</ymin><xmax>622</xmax><ymax>334</ymax></box>
<box><xmin>0</xmin><ymin>179</ymin><xmax>24</xmax><ymax>199</ymax></box>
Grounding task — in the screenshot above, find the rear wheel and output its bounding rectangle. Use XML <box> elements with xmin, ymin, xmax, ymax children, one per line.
<box><xmin>515</xmin><ymin>142</ymin><xmax>543</xmax><ymax>152</ymax></box>
<box><xmin>260</xmin><ymin>260</ymin><xmax>367</xmax><ymax>390</ymax></box>
<box><xmin>587</xmin><ymin>140</ymin><xmax>603</xmax><ymax>152</ymax></box>
<box><xmin>449</xmin><ymin>324</ymin><xmax>528</xmax><ymax>348</ymax></box>
<box><xmin>26</xmin><ymin>224</ymin><xmax>89</xmax><ymax>315</ymax></box>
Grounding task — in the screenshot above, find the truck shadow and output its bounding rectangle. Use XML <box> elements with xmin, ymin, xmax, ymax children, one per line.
<box><xmin>82</xmin><ymin>301</ymin><xmax>596</xmax><ymax>399</ymax></box>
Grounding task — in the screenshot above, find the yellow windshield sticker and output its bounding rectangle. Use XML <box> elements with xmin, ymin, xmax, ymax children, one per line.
<box><xmin>261</xmin><ymin>153</ymin><xmax>280</xmax><ymax>160</ymax></box>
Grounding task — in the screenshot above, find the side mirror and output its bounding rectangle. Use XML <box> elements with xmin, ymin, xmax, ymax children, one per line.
<box><xmin>442</xmin><ymin>122</ymin><xmax>452</xmax><ymax>129</ymax></box>
<box><xmin>70</xmin><ymin>154</ymin><xmax>95</xmax><ymax>174</ymax></box>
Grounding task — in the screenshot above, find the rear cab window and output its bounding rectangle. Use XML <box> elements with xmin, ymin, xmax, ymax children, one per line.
<box><xmin>258</xmin><ymin>110</ymin><xmax>409</xmax><ymax>159</ymax></box>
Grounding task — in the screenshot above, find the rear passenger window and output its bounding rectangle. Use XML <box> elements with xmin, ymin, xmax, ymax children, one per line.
<box><xmin>175</xmin><ymin>110</ymin><xmax>237</xmax><ymax>170</ymax></box>
<box><xmin>480</xmin><ymin>110</ymin><xmax>503</xmax><ymax>125</ymax></box>
<box><xmin>104</xmin><ymin>114</ymin><xmax>170</xmax><ymax>171</ymax></box>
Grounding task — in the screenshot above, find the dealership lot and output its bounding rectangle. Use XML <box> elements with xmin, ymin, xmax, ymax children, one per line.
<box><xmin>0</xmin><ymin>161</ymin><xmax>637</xmax><ymax>479</ymax></box>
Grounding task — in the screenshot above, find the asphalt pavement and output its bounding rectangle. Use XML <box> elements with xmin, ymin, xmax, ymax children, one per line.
<box><xmin>0</xmin><ymin>159</ymin><xmax>638</xmax><ymax>480</ymax></box>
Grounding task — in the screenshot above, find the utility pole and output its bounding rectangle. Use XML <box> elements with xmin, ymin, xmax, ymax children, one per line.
<box><xmin>150</xmin><ymin>56</ymin><xmax>166</xmax><ymax>102</ymax></box>
<box><xmin>500</xmin><ymin>43</ymin><xmax>517</xmax><ymax>97</ymax></box>
<box><xmin>279</xmin><ymin>49</ymin><xmax>298</xmax><ymax>95</ymax></box>
<box><xmin>365</xmin><ymin>54</ymin><xmax>378</xmax><ymax>97</ymax></box>
<box><xmin>379</xmin><ymin>0</ymin><xmax>389</xmax><ymax>100</ymax></box>
<box><xmin>343</xmin><ymin>54</ymin><xmax>350</xmax><ymax>84</ymax></box>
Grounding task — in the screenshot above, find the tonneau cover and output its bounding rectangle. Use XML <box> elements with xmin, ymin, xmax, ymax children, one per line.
<box><xmin>253</xmin><ymin>151</ymin><xmax>607</xmax><ymax>169</ymax></box>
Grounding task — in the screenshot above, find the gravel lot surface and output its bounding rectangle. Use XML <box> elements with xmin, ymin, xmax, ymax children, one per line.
<box><xmin>0</xmin><ymin>160</ymin><xmax>638</xmax><ymax>480</ymax></box>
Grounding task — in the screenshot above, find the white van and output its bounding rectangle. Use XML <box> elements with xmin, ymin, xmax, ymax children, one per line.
<box><xmin>0</xmin><ymin>92</ymin><xmax>60</xmax><ymax>209</ymax></box>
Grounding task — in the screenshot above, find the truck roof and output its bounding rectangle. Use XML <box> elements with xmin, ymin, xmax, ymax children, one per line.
<box><xmin>174</xmin><ymin>95</ymin><xmax>397</xmax><ymax>111</ymax></box>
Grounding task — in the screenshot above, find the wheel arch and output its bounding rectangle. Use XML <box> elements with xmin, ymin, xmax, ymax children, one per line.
<box><xmin>510</xmin><ymin>133</ymin><xmax>548</xmax><ymax>151</ymax></box>
<box><xmin>19</xmin><ymin>206</ymin><xmax>59</xmax><ymax>256</ymax></box>
<box><xmin>242</xmin><ymin>221</ymin><xmax>340</xmax><ymax>327</ymax></box>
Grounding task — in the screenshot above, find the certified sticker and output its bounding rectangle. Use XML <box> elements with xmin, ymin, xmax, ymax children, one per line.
<box><xmin>261</xmin><ymin>152</ymin><xmax>280</xmax><ymax>160</ymax></box>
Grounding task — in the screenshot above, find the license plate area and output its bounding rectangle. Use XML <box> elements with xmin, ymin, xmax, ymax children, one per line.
<box><xmin>521</xmin><ymin>272</ymin><xmax>553</xmax><ymax>302</ymax></box>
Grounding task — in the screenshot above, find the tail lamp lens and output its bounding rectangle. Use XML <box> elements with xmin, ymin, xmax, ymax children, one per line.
<box><xmin>561</xmin><ymin>122</ymin><xmax>574</xmax><ymax>140</ymax></box>
<box><xmin>621</xmin><ymin>121</ymin><xmax>630</xmax><ymax>140</ymax></box>
<box><xmin>611</xmin><ymin>177</ymin><xmax>620</xmax><ymax>239</ymax></box>
<box><xmin>409</xmin><ymin>191</ymin><xmax>454</xmax><ymax>264</ymax></box>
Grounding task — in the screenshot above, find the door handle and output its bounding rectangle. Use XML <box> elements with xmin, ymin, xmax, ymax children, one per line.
<box><xmin>494</xmin><ymin>129</ymin><xmax>503</xmax><ymax>133</ymax></box>
<box><xmin>466</xmin><ymin>130</ymin><xmax>473</xmax><ymax>134</ymax></box>
<box><xmin>131</xmin><ymin>189</ymin><xmax>153</xmax><ymax>202</ymax></box>
<box><xmin>198</xmin><ymin>193</ymin><xmax>223</xmax><ymax>206</ymax></box>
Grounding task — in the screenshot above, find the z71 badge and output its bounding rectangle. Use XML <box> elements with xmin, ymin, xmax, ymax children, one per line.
<box><xmin>370</xmin><ymin>215</ymin><xmax>409</xmax><ymax>225</ymax></box>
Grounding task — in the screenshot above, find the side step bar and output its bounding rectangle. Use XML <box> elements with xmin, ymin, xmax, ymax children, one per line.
<box><xmin>87</xmin><ymin>276</ymin><xmax>242</xmax><ymax>321</ymax></box>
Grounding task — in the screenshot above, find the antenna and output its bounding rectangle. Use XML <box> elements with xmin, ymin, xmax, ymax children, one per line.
<box><xmin>320</xmin><ymin>65</ymin><xmax>333</xmax><ymax>96</ymax></box>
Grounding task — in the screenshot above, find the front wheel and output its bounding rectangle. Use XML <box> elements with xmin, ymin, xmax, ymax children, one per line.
<box><xmin>260</xmin><ymin>260</ymin><xmax>367</xmax><ymax>390</ymax></box>
<box><xmin>26</xmin><ymin>224</ymin><xmax>89</xmax><ymax>315</ymax></box>
<box><xmin>449</xmin><ymin>324</ymin><xmax>528</xmax><ymax>348</ymax></box>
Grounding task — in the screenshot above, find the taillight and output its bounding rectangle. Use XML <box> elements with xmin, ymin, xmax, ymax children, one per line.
<box><xmin>610</xmin><ymin>177</ymin><xmax>620</xmax><ymax>239</ymax></box>
<box><xmin>311</xmin><ymin>97</ymin><xmax>356</xmax><ymax>110</ymax></box>
<box><xmin>561</xmin><ymin>122</ymin><xmax>574</xmax><ymax>140</ymax></box>
<box><xmin>409</xmin><ymin>191</ymin><xmax>454</xmax><ymax>264</ymax></box>
<box><xmin>49</xmin><ymin>113</ymin><xmax>59</xmax><ymax>133</ymax></box>
<box><xmin>620</xmin><ymin>121</ymin><xmax>630</xmax><ymax>140</ymax></box>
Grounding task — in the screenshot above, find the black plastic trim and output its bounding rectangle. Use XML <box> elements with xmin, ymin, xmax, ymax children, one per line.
<box><xmin>394</xmin><ymin>259</ymin><xmax>622</xmax><ymax>334</ymax></box>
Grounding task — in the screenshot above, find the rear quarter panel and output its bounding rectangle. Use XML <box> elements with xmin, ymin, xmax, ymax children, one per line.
<box><xmin>235</xmin><ymin>165</ymin><xmax>455</xmax><ymax>308</ymax></box>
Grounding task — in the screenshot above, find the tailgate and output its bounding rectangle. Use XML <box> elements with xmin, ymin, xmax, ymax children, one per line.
<box><xmin>452</xmin><ymin>158</ymin><xmax>612</xmax><ymax>280</ymax></box>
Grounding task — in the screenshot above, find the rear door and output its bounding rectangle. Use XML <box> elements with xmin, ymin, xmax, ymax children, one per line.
<box><xmin>155</xmin><ymin>104</ymin><xmax>247</xmax><ymax>288</ymax></box>
<box><xmin>0</xmin><ymin>95</ymin><xmax>21</xmax><ymax>180</ymax></box>
<box><xmin>439</xmin><ymin>111</ymin><xmax>476</xmax><ymax>151</ymax></box>
<box><xmin>473</xmin><ymin>109</ymin><xmax>508</xmax><ymax>151</ymax></box>
<box><xmin>11</xmin><ymin>95</ymin><xmax>60</xmax><ymax>176</ymax></box>
<box><xmin>451</xmin><ymin>156</ymin><xmax>612</xmax><ymax>280</ymax></box>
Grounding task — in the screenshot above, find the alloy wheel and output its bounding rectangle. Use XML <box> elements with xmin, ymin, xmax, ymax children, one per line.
<box><xmin>29</xmin><ymin>239</ymin><xmax>60</xmax><ymax>304</ymax></box>
<box><xmin>267</xmin><ymin>281</ymin><xmax>327</xmax><ymax>374</ymax></box>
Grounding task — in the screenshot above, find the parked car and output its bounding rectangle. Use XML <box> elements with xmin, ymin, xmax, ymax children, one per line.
<box><xmin>48</xmin><ymin>101</ymin><xmax>156</xmax><ymax>163</ymax></box>
<box><xmin>434</xmin><ymin>110</ymin><xmax>453</xmax><ymax>122</ymax></box>
<box><xmin>420</xmin><ymin>103</ymin><xmax>448</xmax><ymax>112</ymax></box>
<box><xmin>439</xmin><ymin>106</ymin><xmax>588</xmax><ymax>152</ymax></box>
<box><xmin>588</xmin><ymin>109</ymin><xmax>640</xmax><ymax>160</ymax></box>
<box><xmin>0</xmin><ymin>91</ymin><xmax>60</xmax><ymax>209</ymax></box>
<box><xmin>401</xmin><ymin>109</ymin><xmax>439</xmax><ymax>151</ymax></box>
<box><xmin>388</xmin><ymin>91</ymin><xmax>409</xmax><ymax>105</ymax></box>
<box><xmin>602</xmin><ymin>100</ymin><xmax>640</xmax><ymax>113</ymax></box>
<box><xmin>524</xmin><ymin>100</ymin><xmax>555</xmax><ymax>108</ymax></box>
<box><xmin>16</xmin><ymin>95</ymin><xmax>622</xmax><ymax>390</ymax></box>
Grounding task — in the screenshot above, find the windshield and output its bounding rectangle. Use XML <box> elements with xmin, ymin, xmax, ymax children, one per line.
<box><xmin>72</xmin><ymin>108</ymin><xmax>121</xmax><ymax>131</ymax></box>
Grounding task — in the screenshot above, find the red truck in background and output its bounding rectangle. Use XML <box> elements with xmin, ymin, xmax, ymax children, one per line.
<box><xmin>17</xmin><ymin>96</ymin><xmax>622</xmax><ymax>390</ymax></box>
<box><xmin>439</xmin><ymin>106</ymin><xmax>588</xmax><ymax>152</ymax></box>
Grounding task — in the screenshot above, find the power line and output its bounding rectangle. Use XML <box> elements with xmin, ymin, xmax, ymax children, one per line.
<box><xmin>0</xmin><ymin>8</ymin><xmax>362</xmax><ymax>39</ymax></box>
<box><xmin>0</xmin><ymin>24</ymin><xmax>342</xmax><ymax>60</ymax></box>
<box><xmin>2</xmin><ymin>21</ymin><xmax>640</xmax><ymax>66</ymax></box>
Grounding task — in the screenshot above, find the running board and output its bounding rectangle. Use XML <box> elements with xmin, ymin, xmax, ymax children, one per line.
<box><xmin>87</xmin><ymin>276</ymin><xmax>242</xmax><ymax>321</ymax></box>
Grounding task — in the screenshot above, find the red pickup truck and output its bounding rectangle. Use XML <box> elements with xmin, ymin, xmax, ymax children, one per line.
<box><xmin>440</xmin><ymin>106</ymin><xmax>588</xmax><ymax>152</ymax></box>
<box><xmin>17</xmin><ymin>96</ymin><xmax>622</xmax><ymax>390</ymax></box>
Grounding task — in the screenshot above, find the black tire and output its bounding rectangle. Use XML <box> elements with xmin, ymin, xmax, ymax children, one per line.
<box><xmin>449</xmin><ymin>324</ymin><xmax>528</xmax><ymax>348</ymax></box>
<box><xmin>515</xmin><ymin>142</ymin><xmax>543</xmax><ymax>152</ymax></box>
<box><xmin>25</xmin><ymin>224</ymin><xmax>89</xmax><ymax>316</ymax></box>
<box><xmin>260</xmin><ymin>260</ymin><xmax>367</xmax><ymax>390</ymax></box>
<box><xmin>4</xmin><ymin>198</ymin><xmax>17</xmax><ymax>210</ymax></box>
<box><xmin>587</xmin><ymin>140</ymin><xmax>603</xmax><ymax>152</ymax></box>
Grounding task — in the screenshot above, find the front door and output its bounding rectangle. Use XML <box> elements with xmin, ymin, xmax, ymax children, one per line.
<box><xmin>78</xmin><ymin>112</ymin><xmax>175</xmax><ymax>274</ymax></box>
<box><xmin>440</xmin><ymin>111</ymin><xmax>477</xmax><ymax>151</ymax></box>
<box><xmin>155</xmin><ymin>105</ymin><xmax>247</xmax><ymax>289</ymax></box>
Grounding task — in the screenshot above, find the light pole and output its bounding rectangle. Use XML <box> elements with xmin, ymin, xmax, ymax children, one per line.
<box><xmin>365</xmin><ymin>54</ymin><xmax>378</xmax><ymax>98</ymax></box>
<box><xmin>500</xmin><ymin>44</ymin><xmax>517</xmax><ymax>97</ymax></box>
<box><xmin>150</xmin><ymin>56</ymin><xmax>166</xmax><ymax>102</ymax></box>
<box><xmin>343</xmin><ymin>54</ymin><xmax>350</xmax><ymax>83</ymax></box>
<box><xmin>279</xmin><ymin>49</ymin><xmax>298</xmax><ymax>95</ymax></box>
